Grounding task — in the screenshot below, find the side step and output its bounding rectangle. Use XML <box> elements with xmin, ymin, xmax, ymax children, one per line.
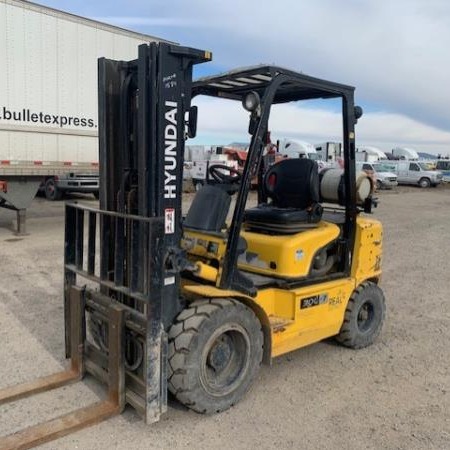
<box><xmin>0</xmin><ymin>287</ymin><xmax>125</xmax><ymax>450</ymax></box>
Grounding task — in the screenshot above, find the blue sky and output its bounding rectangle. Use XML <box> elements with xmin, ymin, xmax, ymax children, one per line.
<box><xmin>37</xmin><ymin>0</ymin><xmax>450</xmax><ymax>155</ymax></box>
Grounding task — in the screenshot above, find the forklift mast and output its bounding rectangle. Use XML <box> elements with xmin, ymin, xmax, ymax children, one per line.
<box><xmin>98</xmin><ymin>43</ymin><xmax>210</xmax><ymax>326</ymax></box>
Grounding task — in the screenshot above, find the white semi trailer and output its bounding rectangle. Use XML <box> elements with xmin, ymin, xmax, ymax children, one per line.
<box><xmin>0</xmin><ymin>0</ymin><xmax>167</xmax><ymax>232</ymax></box>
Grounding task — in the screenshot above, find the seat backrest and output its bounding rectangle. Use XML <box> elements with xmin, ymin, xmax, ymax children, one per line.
<box><xmin>264</xmin><ymin>158</ymin><xmax>320</xmax><ymax>209</ymax></box>
<box><xmin>184</xmin><ymin>184</ymin><xmax>231</xmax><ymax>232</ymax></box>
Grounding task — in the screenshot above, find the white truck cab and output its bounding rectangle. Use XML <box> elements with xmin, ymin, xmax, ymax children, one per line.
<box><xmin>356</xmin><ymin>162</ymin><xmax>398</xmax><ymax>189</ymax></box>
<box><xmin>356</xmin><ymin>146</ymin><xmax>387</xmax><ymax>162</ymax></box>
<box><xmin>278</xmin><ymin>139</ymin><xmax>320</xmax><ymax>161</ymax></box>
<box><xmin>315</xmin><ymin>142</ymin><xmax>342</xmax><ymax>162</ymax></box>
<box><xmin>391</xmin><ymin>147</ymin><xmax>419</xmax><ymax>160</ymax></box>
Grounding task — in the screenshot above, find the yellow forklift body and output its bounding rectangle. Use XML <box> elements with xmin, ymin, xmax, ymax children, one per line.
<box><xmin>182</xmin><ymin>216</ymin><xmax>383</xmax><ymax>359</ymax></box>
<box><xmin>351</xmin><ymin>216</ymin><xmax>383</xmax><ymax>284</ymax></box>
<box><xmin>239</xmin><ymin>221</ymin><xmax>340</xmax><ymax>278</ymax></box>
<box><xmin>183</xmin><ymin>278</ymin><xmax>354</xmax><ymax>358</ymax></box>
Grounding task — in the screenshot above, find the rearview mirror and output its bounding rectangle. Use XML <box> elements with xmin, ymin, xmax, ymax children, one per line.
<box><xmin>248</xmin><ymin>114</ymin><xmax>258</xmax><ymax>135</ymax></box>
<box><xmin>187</xmin><ymin>106</ymin><xmax>198</xmax><ymax>138</ymax></box>
<box><xmin>354</xmin><ymin>105</ymin><xmax>363</xmax><ymax>123</ymax></box>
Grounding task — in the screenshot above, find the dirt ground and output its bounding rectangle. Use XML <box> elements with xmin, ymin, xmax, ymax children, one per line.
<box><xmin>0</xmin><ymin>186</ymin><xmax>449</xmax><ymax>449</ymax></box>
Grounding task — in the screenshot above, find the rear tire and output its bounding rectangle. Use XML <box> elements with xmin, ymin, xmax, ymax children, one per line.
<box><xmin>44</xmin><ymin>178</ymin><xmax>63</xmax><ymax>201</ymax></box>
<box><xmin>336</xmin><ymin>281</ymin><xmax>385</xmax><ymax>349</ymax></box>
<box><xmin>168</xmin><ymin>298</ymin><xmax>263</xmax><ymax>414</ymax></box>
<box><xmin>419</xmin><ymin>177</ymin><xmax>431</xmax><ymax>188</ymax></box>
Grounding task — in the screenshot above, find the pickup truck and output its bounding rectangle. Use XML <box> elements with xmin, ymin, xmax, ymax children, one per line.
<box><xmin>356</xmin><ymin>162</ymin><xmax>398</xmax><ymax>189</ymax></box>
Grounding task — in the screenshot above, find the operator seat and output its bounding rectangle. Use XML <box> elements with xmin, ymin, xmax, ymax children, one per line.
<box><xmin>244</xmin><ymin>158</ymin><xmax>323</xmax><ymax>234</ymax></box>
<box><xmin>184</xmin><ymin>184</ymin><xmax>231</xmax><ymax>233</ymax></box>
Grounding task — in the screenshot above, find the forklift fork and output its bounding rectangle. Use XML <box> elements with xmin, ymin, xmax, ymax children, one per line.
<box><xmin>0</xmin><ymin>286</ymin><xmax>126</xmax><ymax>450</ymax></box>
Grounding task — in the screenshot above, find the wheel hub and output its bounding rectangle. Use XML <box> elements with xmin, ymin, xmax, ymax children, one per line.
<box><xmin>357</xmin><ymin>301</ymin><xmax>374</xmax><ymax>332</ymax></box>
<box><xmin>200</xmin><ymin>324</ymin><xmax>251</xmax><ymax>397</ymax></box>
<box><xmin>207</xmin><ymin>336</ymin><xmax>232</xmax><ymax>372</ymax></box>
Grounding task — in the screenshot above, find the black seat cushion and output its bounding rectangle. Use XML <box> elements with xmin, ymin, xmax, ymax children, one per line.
<box><xmin>245</xmin><ymin>204</ymin><xmax>322</xmax><ymax>225</ymax></box>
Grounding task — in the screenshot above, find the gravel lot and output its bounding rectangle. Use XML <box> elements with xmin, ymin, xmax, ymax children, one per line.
<box><xmin>0</xmin><ymin>186</ymin><xmax>449</xmax><ymax>449</ymax></box>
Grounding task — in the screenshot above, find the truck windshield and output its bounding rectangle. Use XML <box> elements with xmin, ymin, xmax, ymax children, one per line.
<box><xmin>372</xmin><ymin>163</ymin><xmax>394</xmax><ymax>172</ymax></box>
<box><xmin>437</xmin><ymin>161</ymin><xmax>450</xmax><ymax>170</ymax></box>
<box><xmin>418</xmin><ymin>162</ymin><xmax>435</xmax><ymax>170</ymax></box>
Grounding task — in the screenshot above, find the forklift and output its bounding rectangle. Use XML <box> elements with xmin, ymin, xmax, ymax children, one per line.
<box><xmin>0</xmin><ymin>42</ymin><xmax>385</xmax><ymax>448</ymax></box>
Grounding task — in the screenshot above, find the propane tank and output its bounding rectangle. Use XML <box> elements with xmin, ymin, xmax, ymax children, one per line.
<box><xmin>320</xmin><ymin>168</ymin><xmax>373</xmax><ymax>205</ymax></box>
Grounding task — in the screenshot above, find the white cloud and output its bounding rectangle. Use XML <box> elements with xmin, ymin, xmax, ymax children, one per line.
<box><xmin>192</xmin><ymin>96</ymin><xmax>450</xmax><ymax>155</ymax></box>
<box><xmin>39</xmin><ymin>0</ymin><xmax>450</xmax><ymax>154</ymax></box>
<box><xmin>129</xmin><ymin>0</ymin><xmax>449</xmax><ymax>134</ymax></box>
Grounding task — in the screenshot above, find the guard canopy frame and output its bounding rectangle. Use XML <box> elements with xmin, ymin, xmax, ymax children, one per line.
<box><xmin>192</xmin><ymin>65</ymin><xmax>359</xmax><ymax>295</ymax></box>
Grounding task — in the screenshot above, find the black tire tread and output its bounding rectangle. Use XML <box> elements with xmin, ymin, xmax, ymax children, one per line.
<box><xmin>336</xmin><ymin>281</ymin><xmax>386</xmax><ymax>349</ymax></box>
<box><xmin>168</xmin><ymin>298</ymin><xmax>263</xmax><ymax>414</ymax></box>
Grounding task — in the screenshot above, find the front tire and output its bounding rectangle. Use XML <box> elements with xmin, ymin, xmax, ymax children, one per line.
<box><xmin>168</xmin><ymin>298</ymin><xmax>263</xmax><ymax>414</ymax></box>
<box><xmin>375</xmin><ymin>180</ymin><xmax>382</xmax><ymax>190</ymax></box>
<box><xmin>336</xmin><ymin>281</ymin><xmax>386</xmax><ymax>349</ymax></box>
<box><xmin>419</xmin><ymin>177</ymin><xmax>431</xmax><ymax>188</ymax></box>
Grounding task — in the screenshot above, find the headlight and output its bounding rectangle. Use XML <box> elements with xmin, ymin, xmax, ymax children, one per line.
<box><xmin>242</xmin><ymin>91</ymin><xmax>261</xmax><ymax>112</ymax></box>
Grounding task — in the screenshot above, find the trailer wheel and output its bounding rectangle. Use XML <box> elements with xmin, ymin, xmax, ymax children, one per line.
<box><xmin>44</xmin><ymin>178</ymin><xmax>63</xmax><ymax>201</ymax></box>
<box><xmin>419</xmin><ymin>177</ymin><xmax>431</xmax><ymax>188</ymax></box>
<box><xmin>168</xmin><ymin>298</ymin><xmax>263</xmax><ymax>414</ymax></box>
<box><xmin>336</xmin><ymin>281</ymin><xmax>385</xmax><ymax>349</ymax></box>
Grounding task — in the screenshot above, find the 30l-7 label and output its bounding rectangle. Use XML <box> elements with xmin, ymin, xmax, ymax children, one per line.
<box><xmin>300</xmin><ymin>294</ymin><xmax>328</xmax><ymax>309</ymax></box>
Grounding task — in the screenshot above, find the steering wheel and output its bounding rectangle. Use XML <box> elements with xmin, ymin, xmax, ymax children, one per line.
<box><xmin>208</xmin><ymin>164</ymin><xmax>242</xmax><ymax>184</ymax></box>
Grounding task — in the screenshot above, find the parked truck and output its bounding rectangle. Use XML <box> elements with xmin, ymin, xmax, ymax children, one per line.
<box><xmin>391</xmin><ymin>147</ymin><xmax>419</xmax><ymax>160</ymax></box>
<box><xmin>356</xmin><ymin>161</ymin><xmax>398</xmax><ymax>190</ymax></box>
<box><xmin>315</xmin><ymin>141</ymin><xmax>342</xmax><ymax>162</ymax></box>
<box><xmin>0</xmin><ymin>0</ymin><xmax>166</xmax><ymax>232</ymax></box>
<box><xmin>356</xmin><ymin>146</ymin><xmax>387</xmax><ymax>162</ymax></box>
<box><xmin>277</xmin><ymin>139</ymin><xmax>319</xmax><ymax>160</ymax></box>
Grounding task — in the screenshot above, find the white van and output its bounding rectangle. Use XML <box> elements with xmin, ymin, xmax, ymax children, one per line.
<box><xmin>392</xmin><ymin>161</ymin><xmax>442</xmax><ymax>187</ymax></box>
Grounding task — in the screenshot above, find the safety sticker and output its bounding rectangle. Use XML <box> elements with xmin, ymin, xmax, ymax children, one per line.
<box><xmin>164</xmin><ymin>276</ymin><xmax>175</xmax><ymax>286</ymax></box>
<box><xmin>165</xmin><ymin>208</ymin><xmax>175</xmax><ymax>234</ymax></box>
